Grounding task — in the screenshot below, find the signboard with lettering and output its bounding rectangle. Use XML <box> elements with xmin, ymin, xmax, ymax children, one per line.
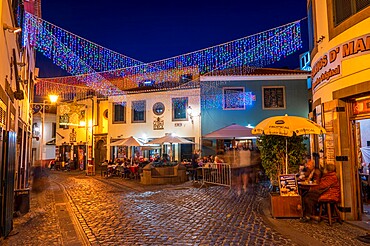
<box><xmin>279</xmin><ymin>174</ymin><xmax>299</xmax><ymax>196</ymax></box>
<box><xmin>312</xmin><ymin>33</ymin><xmax>370</xmax><ymax>90</ymax></box>
<box><xmin>353</xmin><ymin>98</ymin><xmax>370</xmax><ymax>115</ymax></box>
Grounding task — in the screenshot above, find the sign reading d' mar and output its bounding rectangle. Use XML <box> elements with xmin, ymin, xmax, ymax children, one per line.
<box><xmin>312</xmin><ymin>34</ymin><xmax>370</xmax><ymax>90</ymax></box>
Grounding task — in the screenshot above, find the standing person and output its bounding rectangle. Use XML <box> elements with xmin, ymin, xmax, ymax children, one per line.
<box><xmin>191</xmin><ymin>149</ymin><xmax>200</xmax><ymax>181</ymax></box>
<box><xmin>234</xmin><ymin>146</ymin><xmax>251</xmax><ymax>195</ymax></box>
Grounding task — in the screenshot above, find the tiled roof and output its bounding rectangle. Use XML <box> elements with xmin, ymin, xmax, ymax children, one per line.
<box><xmin>122</xmin><ymin>67</ymin><xmax>310</xmax><ymax>93</ymax></box>
<box><xmin>203</xmin><ymin>67</ymin><xmax>310</xmax><ymax>76</ymax></box>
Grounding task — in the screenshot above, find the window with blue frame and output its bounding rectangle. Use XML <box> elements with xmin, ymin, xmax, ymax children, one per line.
<box><xmin>172</xmin><ymin>97</ymin><xmax>188</xmax><ymax>121</ymax></box>
<box><xmin>132</xmin><ymin>100</ymin><xmax>146</xmax><ymax>123</ymax></box>
<box><xmin>113</xmin><ymin>103</ymin><xmax>126</xmax><ymax>123</ymax></box>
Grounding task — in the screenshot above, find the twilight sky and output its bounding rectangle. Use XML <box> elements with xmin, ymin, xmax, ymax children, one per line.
<box><xmin>36</xmin><ymin>0</ymin><xmax>308</xmax><ymax>77</ymax></box>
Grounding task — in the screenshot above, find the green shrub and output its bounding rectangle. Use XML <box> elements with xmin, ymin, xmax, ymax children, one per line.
<box><xmin>256</xmin><ymin>135</ymin><xmax>307</xmax><ymax>184</ymax></box>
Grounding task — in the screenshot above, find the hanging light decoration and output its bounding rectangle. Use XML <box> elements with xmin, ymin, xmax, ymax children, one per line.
<box><xmin>24</xmin><ymin>11</ymin><xmax>303</xmax><ymax>104</ymax></box>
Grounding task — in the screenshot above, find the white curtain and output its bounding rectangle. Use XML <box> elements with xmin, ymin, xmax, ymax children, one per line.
<box><xmin>360</xmin><ymin>146</ymin><xmax>370</xmax><ymax>164</ymax></box>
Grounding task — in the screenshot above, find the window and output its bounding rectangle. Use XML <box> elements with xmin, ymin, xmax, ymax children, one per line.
<box><xmin>333</xmin><ymin>0</ymin><xmax>370</xmax><ymax>26</ymax></box>
<box><xmin>262</xmin><ymin>86</ymin><xmax>286</xmax><ymax>109</ymax></box>
<box><xmin>113</xmin><ymin>103</ymin><xmax>126</xmax><ymax>123</ymax></box>
<box><xmin>132</xmin><ymin>100</ymin><xmax>146</xmax><ymax>123</ymax></box>
<box><xmin>223</xmin><ymin>87</ymin><xmax>246</xmax><ymax>110</ymax></box>
<box><xmin>172</xmin><ymin>97</ymin><xmax>188</xmax><ymax>120</ymax></box>
<box><xmin>52</xmin><ymin>123</ymin><xmax>56</xmax><ymax>138</ymax></box>
<box><xmin>307</xmin><ymin>1</ymin><xmax>316</xmax><ymax>52</ymax></box>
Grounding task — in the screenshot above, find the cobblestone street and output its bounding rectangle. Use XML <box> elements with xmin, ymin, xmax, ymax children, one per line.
<box><xmin>1</xmin><ymin>171</ymin><xmax>369</xmax><ymax>245</ymax></box>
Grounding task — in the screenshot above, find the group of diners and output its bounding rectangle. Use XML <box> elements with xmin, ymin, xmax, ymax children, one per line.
<box><xmin>101</xmin><ymin>157</ymin><xmax>149</xmax><ymax>179</ymax></box>
<box><xmin>298</xmin><ymin>155</ymin><xmax>341</xmax><ymax>223</ymax></box>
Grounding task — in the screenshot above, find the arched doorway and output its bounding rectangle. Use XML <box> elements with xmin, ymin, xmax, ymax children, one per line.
<box><xmin>94</xmin><ymin>138</ymin><xmax>107</xmax><ymax>173</ymax></box>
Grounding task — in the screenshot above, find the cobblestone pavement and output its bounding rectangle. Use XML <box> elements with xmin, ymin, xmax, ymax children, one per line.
<box><xmin>1</xmin><ymin>171</ymin><xmax>369</xmax><ymax>245</ymax></box>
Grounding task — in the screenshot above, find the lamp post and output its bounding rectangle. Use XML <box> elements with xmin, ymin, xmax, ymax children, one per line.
<box><xmin>31</xmin><ymin>95</ymin><xmax>59</xmax><ymax>165</ymax></box>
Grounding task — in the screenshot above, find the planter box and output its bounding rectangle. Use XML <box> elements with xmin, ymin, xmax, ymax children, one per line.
<box><xmin>141</xmin><ymin>164</ymin><xmax>187</xmax><ymax>185</ymax></box>
<box><xmin>270</xmin><ymin>193</ymin><xmax>302</xmax><ymax>218</ymax></box>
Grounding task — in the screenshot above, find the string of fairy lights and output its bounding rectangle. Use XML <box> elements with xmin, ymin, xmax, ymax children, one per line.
<box><xmin>23</xmin><ymin>12</ymin><xmax>303</xmax><ymax>104</ymax></box>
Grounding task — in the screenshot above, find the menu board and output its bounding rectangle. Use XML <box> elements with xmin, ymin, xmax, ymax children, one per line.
<box><xmin>279</xmin><ymin>174</ymin><xmax>299</xmax><ymax>196</ymax></box>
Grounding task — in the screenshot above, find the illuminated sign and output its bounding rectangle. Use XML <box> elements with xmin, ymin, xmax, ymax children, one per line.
<box><xmin>312</xmin><ymin>34</ymin><xmax>370</xmax><ymax>90</ymax></box>
<box><xmin>353</xmin><ymin>98</ymin><xmax>370</xmax><ymax>115</ymax></box>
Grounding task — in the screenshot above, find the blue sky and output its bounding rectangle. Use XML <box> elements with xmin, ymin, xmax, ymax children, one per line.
<box><xmin>37</xmin><ymin>0</ymin><xmax>308</xmax><ymax>77</ymax></box>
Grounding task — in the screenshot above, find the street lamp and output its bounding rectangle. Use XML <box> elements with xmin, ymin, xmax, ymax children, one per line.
<box><xmin>31</xmin><ymin>94</ymin><xmax>59</xmax><ymax>165</ymax></box>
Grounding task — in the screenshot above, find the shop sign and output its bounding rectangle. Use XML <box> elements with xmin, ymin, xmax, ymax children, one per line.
<box><xmin>312</xmin><ymin>33</ymin><xmax>370</xmax><ymax>90</ymax></box>
<box><xmin>353</xmin><ymin>98</ymin><xmax>370</xmax><ymax>115</ymax></box>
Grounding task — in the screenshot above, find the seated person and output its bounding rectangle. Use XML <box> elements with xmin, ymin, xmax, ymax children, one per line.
<box><xmin>162</xmin><ymin>154</ymin><xmax>170</xmax><ymax>162</ymax></box>
<box><xmin>214</xmin><ymin>150</ymin><xmax>225</xmax><ymax>163</ymax></box>
<box><xmin>154</xmin><ymin>154</ymin><xmax>160</xmax><ymax>162</ymax></box>
<box><xmin>48</xmin><ymin>159</ymin><xmax>56</xmax><ymax>170</ymax></box>
<box><xmin>301</xmin><ymin>164</ymin><xmax>340</xmax><ymax>222</ymax></box>
<box><xmin>303</xmin><ymin>155</ymin><xmax>322</xmax><ymax>183</ymax></box>
<box><xmin>122</xmin><ymin>163</ymin><xmax>131</xmax><ymax>179</ymax></box>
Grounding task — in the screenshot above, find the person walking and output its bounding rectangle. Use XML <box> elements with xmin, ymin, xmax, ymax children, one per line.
<box><xmin>191</xmin><ymin>149</ymin><xmax>200</xmax><ymax>182</ymax></box>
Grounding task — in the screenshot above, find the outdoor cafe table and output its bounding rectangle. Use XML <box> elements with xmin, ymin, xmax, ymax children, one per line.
<box><xmin>129</xmin><ymin>166</ymin><xmax>139</xmax><ymax>179</ymax></box>
<box><xmin>129</xmin><ymin>166</ymin><xmax>139</xmax><ymax>173</ymax></box>
<box><xmin>298</xmin><ymin>181</ymin><xmax>319</xmax><ymax>195</ymax></box>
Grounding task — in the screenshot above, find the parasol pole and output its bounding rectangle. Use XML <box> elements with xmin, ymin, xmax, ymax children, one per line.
<box><xmin>233</xmin><ymin>137</ymin><xmax>236</xmax><ymax>164</ymax></box>
<box><xmin>170</xmin><ymin>142</ymin><xmax>173</xmax><ymax>162</ymax></box>
<box><xmin>285</xmin><ymin>138</ymin><xmax>288</xmax><ymax>174</ymax></box>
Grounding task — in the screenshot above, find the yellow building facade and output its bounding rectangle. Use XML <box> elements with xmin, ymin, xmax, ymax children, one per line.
<box><xmin>309</xmin><ymin>0</ymin><xmax>370</xmax><ymax>220</ymax></box>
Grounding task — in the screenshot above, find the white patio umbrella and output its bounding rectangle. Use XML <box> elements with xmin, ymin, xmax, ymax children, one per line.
<box><xmin>204</xmin><ymin>123</ymin><xmax>256</xmax><ymax>164</ymax></box>
<box><xmin>110</xmin><ymin>136</ymin><xmax>146</xmax><ymax>164</ymax></box>
<box><xmin>110</xmin><ymin>138</ymin><xmax>126</xmax><ymax>146</ymax></box>
<box><xmin>203</xmin><ymin>123</ymin><xmax>255</xmax><ymax>139</ymax></box>
<box><xmin>120</xmin><ymin>136</ymin><xmax>145</xmax><ymax>147</ymax></box>
<box><xmin>147</xmin><ymin>135</ymin><xmax>194</xmax><ymax>161</ymax></box>
<box><xmin>121</xmin><ymin>136</ymin><xmax>146</xmax><ymax>165</ymax></box>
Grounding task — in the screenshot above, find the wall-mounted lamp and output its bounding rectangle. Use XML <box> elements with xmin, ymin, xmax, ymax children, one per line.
<box><xmin>187</xmin><ymin>106</ymin><xmax>194</xmax><ymax>124</ymax></box>
<box><xmin>316</xmin><ymin>35</ymin><xmax>325</xmax><ymax>44</ymax></box>
<box><xmin>187</xmin><ymin>106</ymin><xmax>201</xmax><ymax>124</ymax></box>
<box><xmin>49</xmin><ymin>94</ymin><xmax>59</xmax><ymax>103</ymax></box>
<box><xmin>32</xmin><ymin>123</ymin><xmax>40</xmax><ymax>138</ymax></box>
<box><xmin>3</xmin><ymin>23</ymin><xmax>22</xmax><ymax>33</ymax></box>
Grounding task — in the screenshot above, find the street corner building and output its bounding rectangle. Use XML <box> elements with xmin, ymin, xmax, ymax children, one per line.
<box><xmin>308</xmin><ymin>0</ymin><xmax>370</xmax><ymax>221</ymax></box>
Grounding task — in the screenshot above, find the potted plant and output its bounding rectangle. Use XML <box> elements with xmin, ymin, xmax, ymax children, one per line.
<box><xmin>256</xmin><ymin>135</ymin><xmax>308</xmax><ymax>218</ymax></box>
<box><xmin>256</xmin><ymin>134</ymin><xmax>307</xmax><ymax>191</ymax></box>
